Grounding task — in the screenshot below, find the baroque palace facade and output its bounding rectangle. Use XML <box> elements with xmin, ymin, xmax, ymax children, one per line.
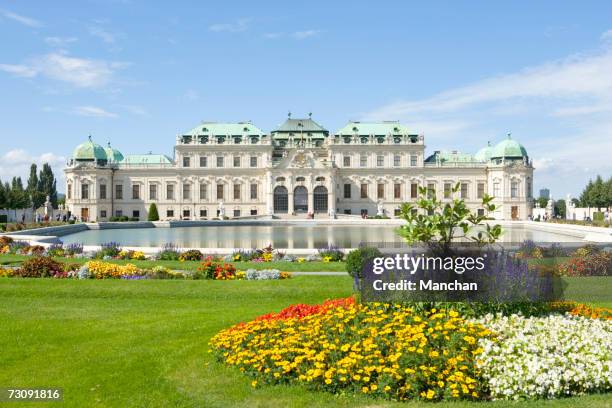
<box><xmin>64</xmin><ymin>115</ymin><xmax>534</xmax><ymax>221</ymax></box>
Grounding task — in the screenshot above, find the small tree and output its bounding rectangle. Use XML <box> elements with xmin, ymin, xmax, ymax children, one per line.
<box><xmin>148</xmin><ymin>203</ymin><xmax>159</xmax><ymax>221</ymax></box>
<box><xmin>397</xmin><ymin>183</ymin><xmax>501</xmax><ymax>253</ymax></box>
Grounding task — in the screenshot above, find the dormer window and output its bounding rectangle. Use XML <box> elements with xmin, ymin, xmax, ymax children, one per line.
<box><xmin>410</xmin><ymin>135</ymin><xmax>418</xmax><ymax>143</ymax></box>
<box><xmin>243</xmin><ymin>127</ymin><xmax>249</xmax><ymax>132</ymax></box>
<box><xmin>343</xmin><ymin>137</ymin><xmax>351</xmax><ymax>144</ymax></box>
<box><xmin>376</xmin><ymin>136</ymin><xmax>385</xmax><ymax>144</ymax></box>
<box><xmin>393</xmin><ymin>136</ymin><xmax>401</xmax><ymax>144</ymax></box>
<box><xmin>233</xmin><ymin>136</ymin><xmax>242</xmax><ymax>144</ymax></box>
<box><xmin>352</xmin><ymin>126</ymin><xmax>358</xmax><ymax>132</ymax></box>
<box><xmin>216</xmin><ymin>135</ymin><xmax>226</xmax><ymax>144</ymax></box>
<box><xmin>296</xmin><ymin>176</ymin><xmax>305</xmax><ymax>182</ymax></box>
<box><xmin>202</xmin><ymin>127</ymin><xmax>208</xmax><ymax>132</ymax></box>
<box><xmin>360</xmin><ymin>137</ymin><xmax>368</xmax><ymax>144</ymax></box>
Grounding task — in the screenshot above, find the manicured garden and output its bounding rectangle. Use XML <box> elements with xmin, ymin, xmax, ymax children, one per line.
<box><xmin>0</xmin><ymin>276</ymin><xmax>610</xmax><ymax>408</ymax></box>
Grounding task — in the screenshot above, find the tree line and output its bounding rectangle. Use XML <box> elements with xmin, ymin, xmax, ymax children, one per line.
<box><xmin>0</xmin><ymin>163</ymin><xmax>58</xmax><ymax>211</ymax></box>
<box><xmin>579</xmin><ymin>175</ymin><xmax>612</xmax><ymax>209</ymax></box>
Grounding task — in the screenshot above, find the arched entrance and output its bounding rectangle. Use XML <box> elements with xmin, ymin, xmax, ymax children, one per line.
<box><xmin>294</xmin><ymin>186</ymin><xmax>308</xmax><ymax>213</ymax></box>
<box><xmin>273</xmin><ymin>186</ymin><xmax>288</xmax><ymax>213</ymax></box>
<box><xmin>313</xmin><ymin>186</ymin><xmax>328</xmax><ymax>213</ymax></box>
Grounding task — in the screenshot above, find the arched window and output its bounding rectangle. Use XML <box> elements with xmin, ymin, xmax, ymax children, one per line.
<box><xmin>294</xmin><ymin>186</ymin><xmax>308</xmax><ymax>213</ymax></box>
<box><xmin>313</xmin><ymin>186</ymin><xmax>328</xmax><ymax>213</ymax></box>
<box><xmin>273</xmin><ymin>186</ymin><xmax>288</xmax><ymax>213</ymax></box>
<box><xmin>296</xmin><ymin>176</ymin><xmax>306</xmax><ymax>182</ymax></box>
<box><xmin>276</xmin><ymin>176</ymin><xmax>286</xmax><ymax>182</ymax></box>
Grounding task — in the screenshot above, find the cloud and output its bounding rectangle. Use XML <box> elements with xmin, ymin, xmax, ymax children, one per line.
<box><xmin>0</xmin><ymin>9</ymin><xmax>41</xmax><ymax>27</ymax></box>
<box><xmin>292</xmin><ymin>30</ymin><xmax>321</xmax><ymax>40</ymax></box>
<box><xmin>88</xmin><ymin>26</ymin><xmax>117</xmax><ymax>43</ymax></box>
<box><xmin>0</xmin><ymin>149</ymin><xmax>66</xmax><ymax>189</ymax></box>
<box><xmin>73</xmin><ymin>106</ymin><xmax>118</xmax><ymax>118</ymax></box>
<box><xmin>0</xmin><ymin>52</ymin><xmax>128</xmax><ymax>88</ymax></box>
<box><xmin>44</xmin><ymin>36</ymin><xmax>78</xmax><ymax>47</ymax></box>
<box><xmin>601</xmin><ymin>29</ymin><xmax>612</xmax><ymax>42</ymax></box>
<box><xmin>209</xmin><ymin>18</ymin><xmax>250</xmax><ymax>33</ymax></box>
<box><xmin>120</xmin><ymin>105</ymin><xmax>149</xmax><ymax>116</ymax></box>
<box><xmin>263</xmin><ymin>32</ymin><xmax>283</xmax><ymax>39</ymax></box>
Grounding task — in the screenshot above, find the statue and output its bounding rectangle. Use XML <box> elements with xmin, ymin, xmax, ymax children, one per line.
<box><xmin>218</xmin><ymin>200</ymin><xmax>225</xmax><ymax>218</ymax></box>
<box><xmin>44</xmin><ymin>195</ymin><xmax>52</xmax><ymax>217</ymax></box>
<box><xmin>377</xmin><ymin>200</ymin><xmax>384</xmax><ymax>217</ymax></box>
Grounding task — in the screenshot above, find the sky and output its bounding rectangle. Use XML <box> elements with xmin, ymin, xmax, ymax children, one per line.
<box><xmin>0</xmin><ymin>0</ymin><xmax>611</xmax><ymax>198</ymax></box>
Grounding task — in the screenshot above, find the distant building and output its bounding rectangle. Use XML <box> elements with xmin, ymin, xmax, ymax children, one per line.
<box><xmin>539</xmin><ymin>188</ymin><xmax>550</xmax><ymax>199</ymax></box>
<box><xmin>64</xmin><ymin>115</ymin><xmax>534</xmax><ymax>221</ymax></box>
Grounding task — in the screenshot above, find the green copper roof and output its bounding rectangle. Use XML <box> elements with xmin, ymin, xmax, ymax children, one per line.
<box><xmin>491</xmin><ymin>136</ymin><xmax>528</xmax><ymax>159</ymax></box>
<box><xmin>335</xmin><ymin>121</ymin><xmax>411</xmax><ymax>136</ymax></box>
<box><xmin>474</xmin><ymin>141</ymin><xmax>493</xmax><ymax>162</ymax></box>
<box><xmin>73</xmin><ymin>136</ymin><xmax>107</xmax><ymax>161</ymax></box>
<box><xmin>183</xmin><ymin>122</ymin><xmax>265</xmax><ymax>136</ymax></box>
<box><xmin>104</xmin><ymin>142</ymin><xmax>124</xmax><ymax>163</ymax></box>
<box><xmin>273</xmin><ymin>117</ymin><xmax>328</xmax><ymax>134</ymax></box>
<box><xmin>122</xmin><ymin>154</ymin><xmax>172</xmax><ymax>165</ymax></box>
<box><xmin>425</xmin><ymin>150</ymin><xmax>477</xmax><ymax>163</ymax></box>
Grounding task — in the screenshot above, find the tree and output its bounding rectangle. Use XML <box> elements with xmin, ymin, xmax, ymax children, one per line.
<box><xmin>148</xmin><ymin>203</ymin><xmax>159</xmax><ymax>221</ymax></box>
<box><xmin>0</xmin><ymin>180</ymin><xmax>6</xmax><ymax>209</ymax></box>
<box><xmin>580</xmin><ymin>179</ymin><xmax>594</xmax><ymax>207</ymax></box>
<box><xmin>9</xmin><ymin>177</ymin><xmax>29</xmax><ymax>219</ymax></box>
<box><xmin>38</xmin><ymin>163</ymin><xmax>58</xmax><ymax>208</ymax></box>
<box><xmin>591</xmin><ymin>175</ymin><xmax>606</xmax><ymax>210</ymax></box>
<box><xmin>26</xmin><ymin>163</ymin><xmax>45</xmax><ymax>210</ymax></box>
<box><xmin>398</xmin><ymin>183</ymin><xmax>501</xmax><ymax>253</ymax></box>
<box><xmin>554</xmin><ymin>199</ymin><xmax>566</xmax><ymax>219</ymax></box>
<box><xmin>536</xmin><ymin>197</ymin><xmax>548</xmax><ymax>209</ymax></box>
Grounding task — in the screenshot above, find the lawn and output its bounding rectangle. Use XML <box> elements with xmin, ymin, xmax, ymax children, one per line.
<box><xmin>0</xmin><ymin>276</ymin><xmax>610</xmax><ymax>407</ymax></box>
<box><xmin>0</xmin><ymin>254</ymin><xmax>347</xmax><ymax>272</ymax></box>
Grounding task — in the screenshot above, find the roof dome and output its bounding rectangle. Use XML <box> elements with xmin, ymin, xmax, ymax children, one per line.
<box><xmin>491</xmin><ymin>135</ymin><xmax>528</xmax><ymax>159</ymax></box>
<box><xmin>104</xmin><ymin>142</ymin><xmax>124</xmax><ymax>163</ymax></box>
<box><xmin>73</xmin><ymin>136</ymin><xmax>107</xmax><ymax>161</ymax></box>
<box><xmin>475</xmin><ymin>141</ymin><xmax>493</xmax><ymax>162</ymax></box>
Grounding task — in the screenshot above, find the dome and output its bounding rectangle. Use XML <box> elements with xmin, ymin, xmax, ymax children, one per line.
<box><xmin>73</xmin><ymin>136</ymin><xmax>107</xmax><ymax>162</ymax></box>
<box><xmin>491</xmin><ymin>135</ymin><xmax>528</xmax><ymax>159</ymax></box>
<box><xmin>474</xmin><ymin>141</ymin><xmax>493</xmax><ymax>162</ymax></box>
<box><xmin>104</xmin><ymin>142</ymin><xmax>124</xmax><ymax>163</ymax></box>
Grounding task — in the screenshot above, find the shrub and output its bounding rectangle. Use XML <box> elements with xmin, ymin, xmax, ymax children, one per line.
<box><xmin>345</xmin><ymin>246</ymin><xmax>382</xmax><ymax>278</ymax></box>
<box><xmin>317</xmin><ymin>244</ymin><xmax>344</xmax><ymax>262</ymax></box>
<box><xmin>195</xmin><ymin>257</ymin><xmax>236</xmax><ymax>280</ymax></box>
<box><xmin>46</xmin><ymin>243</ymin><xmax>65</xmax><ymax>257</ymax></box>
<box><xmin>128</xmin><ymin>217</ymin><xmax>139</xmax><ymax>222</ymax></box>
<box><xmin>558</xmin><ymin>251</ymin><xmax>612</xmax><ymax>276</ymax></box>
<box><xmin>0</xmin><ymin>267</ymin><xmax>16</xmax><ymax>277</ymax></box>
<box><xmin>86</xmin><ymin>261</ymin><xmax>140</xmax><ymax>279</ymax></box>
<box><xmin>146</xmin><ymin>265</ymin><xmax>186</xmax><ymax>279</ymax></box>
<box><xmin>0</xmin><ymin>235</ymin><xmax>13</xmax><ymax>246</ymax></box>
<box><xmin>148</xmin><ymin>203</ymin><xmax>159</xmax><ymax>221</ymax></box>
<box><xmin>93</xmin><ymin>242</ymin><xmax>122</xmax><ymax>259</ymax></box>
<box><xmin>232</xmin><ymin>249</ymin><xmax>262</xmax><ymax>262</ymax></box>
<box><xmin>156</xmin><ymin>243</ymin><xmax>181</xmax><ymax>260</ymax></box>
<box><xmin>109</xmin><ymin>216</ymin><xmax>129</xmax><ymax>222</ymax></box>
<box><xmin>179</xmin><ymin>249</ymin><xmax>204</xmax><ymax>261</ymax></box>
<box><xmin>17</xmin><ymin>256</ymin><xmax>64</xmax><ymax>278</ymax></box>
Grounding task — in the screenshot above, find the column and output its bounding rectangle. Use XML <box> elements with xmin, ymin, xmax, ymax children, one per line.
<box><xmin>288</xmin><ymin>190</ymin><xmax>294</xmax><ymax>214</ymax></box>
<box><xmin>328</xmin><ymin>184</ymin><xmax>336</xmax><ymax>218</ymax></box>
<box><xmin>265</xmin><ymin>171</ymin><xmax>273</xmax><ymax>215</ymax></box>
<box><xmin>308</xmin><ymin>191</ymin><xmax>314</xmax><ymax>214</ymax></box>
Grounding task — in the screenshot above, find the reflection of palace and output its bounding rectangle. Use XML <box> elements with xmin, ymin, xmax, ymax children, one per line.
<box><xmin>64</xmin><ymin>114</ymin><xmax>534</xmax><ymax>221</ymax></box>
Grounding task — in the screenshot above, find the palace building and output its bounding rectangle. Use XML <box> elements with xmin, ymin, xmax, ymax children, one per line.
<box><xmin>64</xmin><ymin>115</ymin><xmax>534</xmax><ymax>221</ymax></box>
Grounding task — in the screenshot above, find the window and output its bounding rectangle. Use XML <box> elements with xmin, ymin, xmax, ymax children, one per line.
<box><xmin>166</xmin><ymin>184</ymin><xmax>174</xmax><ymax>200</ymax></box>
<box><xmin>394</xmin><ymin>183</ymin><xmax>401</xmax><ymax>199</ymax></box>
<box><xmin>444</xmin><ymin>183</ymin><xmax>452</xmax><ymax>199</ymax></box>
<box><xmin>360</xmin><ymin>184</ymin><xmax>368</xmax><ymax>199</ymax></box>
<box><xmin>477</xmin><ymin>209</ymin><xmax>485</xmax><ymax>217</ymax></box>
<box><xmin>477</xmin><ymin>183</ymin><xmax>485</xmax><ymax>199</ymax></box>
<box><xmin>460</xmin><ymin>183</ymin><xmax>469</xmax><ymax>199</ymax></box>
<box><xmin>233</xmin><ymin>156</ymin><xmax>241</xmax><ymax>167</ymax></box>
<box><xmin>199</xmin><ymin>209</ymin><xmax>207</xmax><ymax>218</ymax></box>
<box><xmin>511</xmin><ymin>181</ymin><xmax>518</xmax><ymax>198</ymax></box>
<box><xmin>149</xmin><ymin>184</ymin><xmax>157</xmax><ymax>200</ymax></box>
<box><xmin>182</xmin><ymin>209</ymin><xmax>190</xmax><ymax>219</ymax></box>
<box><xmin>182</xmin><ymin>156</ymin><xmax>190</xmax><ymax>167</ymax></box>
<box><xmin>360</xmin><ymin>154</ymin><xmax>367</xmax><ymax>167</ymax></box>
<box><xmin>132</xmin><ymin>184</ymin><xmax>140</xmax><ymax>200</ymax></box>
<box><xmin>199</xmin><ymin>184</ymin><xmax>207</xmax><ymax>200</ymax></box>
<box><xmin>217</xmin><ymin>184</ymin><xmax>224</xmax><ymax>200</ymax></box>
<box><xmin>526</xmin><ymin>180</ymin><xmax>532</xmax><ymax>198</ymax></box>
<box><xmin>250</xmin><ymin>156</ymin><xmax>258</xmax><ymax>167</ymax></box>
<box><xmin>427</xmin><ymin>183</ymin><xmax>436</xmax><ymax>199</ymax></box>
<box><xmin>250</xmin><ymin>184</ymin><xmax>258</xmax><ymax>200</ymax></box>
<box><xmin>410</xmin><ymin>155</ymin><xmax>417</xmax><ymax>166</ymax></box>
<box><xmin>250</xmin><ymin>209</ymin><xmax>257</xmax><ymax>216</ymax></box>
<box><xmin>166</xmin><ymin>209</ymin><xmax>174</xmax><ymax>218</ymax></box>
<box><xmin>344</xmin><ymin>209</ymin><xmax>352</xmax><ymax>215</ymax></box>
<box><xmin>233</xmin><ymin>184</ymin><xmax>241</xmax><ymax>200</ymax></box>
<box><xmin>183</xmin><ymin>183</ymin><xmax>191</xmax><ymax>200</ymax></box>
<box><xmin>233</xmin><ymin>209</ymin><xmax>241</xmax><ymax>217</ymax></box>
<box><xmin>493</xmin><ymin>182</ymin><xmax>500</xmax><ymax>198</ymax></box>
<box><xmin>132</xmin><ymin>210</ymin><xmax>140</xmax><ymax>219</ymax></box>
<box><xmin>411</xmin><ymin>183</ymin><xmax>418</xmax><ymax>198</ymax></box>
<box><xmin>393</xmin><ymin>154</ymin><xmax>401</xmax><ymax>167</ymax></box>
<box><xmin>115</xmin><ymin>210</ymin><xmax>123</xmax><ymax>217</ymax></box>
<box><xmin>377</xmin><ymin>183</ymin><xmax>385</xmax><ymax>199</ymax></box>
<box><xmin>343</xmin><ymin>155</ymin><xmax>351</xmax><ymax>167</ymax></box>
<box><xmin>67</xmin><ymin>184</ymin><xmax>72</xmax><ymax>199</ymax></box>
<box><xmin>394</xmin><ymin>208</ymin><xmax>401</xmax><ymax>216</ymax></box>
<box><xmin>99</xmin><ymin>184</ymin><xmax>106</xmax><ymax>200</ymax></box>
<box><xmin>100</xmin><ymin>210</ymin><xmax>107</xmax><ymax>218</ymax></box>
<box><xmin>216</xmin><ymin>156</ymin><xmax>224</xmax><ymax>167</ymax></box>
<box><xmin>344</xmin><ymin>183</ymin><xmax>351</xmax><ymax>199</ymax></box>
<box><xmin>199</xmin><ymin>156</ymin><xmax>208</xmax><ymax>167</ymax></box>
<box><xmin>376</xmin><ymin>155</ymin><xmax>384</xmax><ymax>167</ymax></box>
<box><xmin>81</xmin><ymin>184</ymin><xmax>89</xmax><ymax>199</ymax></box>
<box><xmin>115</xmin><ymin>184</ymin><xmax>123</xmax><ymax>200</ymax></box>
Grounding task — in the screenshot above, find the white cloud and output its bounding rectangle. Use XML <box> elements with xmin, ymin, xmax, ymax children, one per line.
<box><xmin>73</xmin><ymin>106</ymin><xmax>118</xmax><ymax>118</ymax></box>
<box><xmin>0</xmin><ymin>9</ymin><xmax>41</xmax><ymax>27</ymax></box>
<box><xmin>292</xmin><ymin>30</ymin><xmax>321</xmax><ymax>40</ymax></box>
<box><xmin>209</xmin><ymin>18</ymin><xmax>250</xmax><ymax>33</ymax></box>
<box><xmin>88</xmin><ymin>26</ymin><xmax>117</xmax><ymax>43</ymax></box>
<box><xmin>120</xmin><ymin>105</ymin><xmax>149</xmax><ymax>116</ymax></box>
<box><xmin>0</xmin><ymin>149</ymin><xmax>66</xmax><ymax>190</ymax></box>
<box><xmin>0</xmin><ymin>52</ymin><xmax>128</xmax><ymax>88</ymax></box>
<box><xmin>44</xmin><ymin>36</ymin><xmax>78</xmax><ymax>47</ymax></box>
<box><xmin>601</xmin><ymin>29</ymin><xmax>612</xmax><ymax>42</ymax></box>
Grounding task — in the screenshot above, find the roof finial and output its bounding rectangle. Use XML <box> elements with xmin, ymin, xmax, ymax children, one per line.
<box><xmin>88</xmin><ymin>134</ymin><xmax>92</xmax><ymax>142</ymax></box>
<box><xmin>487</xmin><ymin>140</ymin><xmax>491</xmax><ymax>146</ymax></box>
<box><xmin>507</xmin><ymin>132</ymin><xmax>512</xmax><ymax>139</ymax></box>
<box><xmin>288</xmin><ymin>111</ymin><xmax>291</xmax><ymax>118</ymax></box>
<box><xmin>308</xmin><ymin>112</ymin><xmax>312</xmax><ymax>118</ymax></box>
<box><xmin>107</xmin><ymin>141</ymin><xmax>111</xmax><ymax>147</ymax></box>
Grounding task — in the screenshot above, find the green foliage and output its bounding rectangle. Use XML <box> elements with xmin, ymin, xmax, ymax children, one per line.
<box><xmin>147</xmin><ymin>203</ymin><xmax>159</xmax><ymax>221</ymax></box>
<box><xmin>554</xmin><ymin>199</ymin><xmax>566</xmax><ymax>218</ymax></box>
<box><xmin>38</xmin><ymin>163</ymin><xmax>58</xmax><ymax>208</ymax></box>
<box><xmin>580</xmin><ymin>175</ymin><xmax>612</xmax><ymax>208</ymax></box>
<box><xmin>537</xmin><ymin>196</ymin><xmax>548</xmax><ymax>209</ymax></box>
<box><xmin>397</xmin><ymin>183</ymin><xmax>502</xmax><ymax>250</ymax></box>
<box><xmin>17</xmin><ymin>256</ymin><xmax>63</xmax><ymax>278</ymax></box>
<box><xmin>345</xmin><ymin>246</ymin><xmax>382</xmax><ymax>278</ymax></box>
<box><xmin>593</xmin><ymin>212</ymin><xmax>604</xmax><ymax>222</ymax></box>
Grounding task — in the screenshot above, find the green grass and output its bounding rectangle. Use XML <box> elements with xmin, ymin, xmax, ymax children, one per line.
<box><xmin>0</xmin><ymin>276</ymin><xmax>610</xmax><ymax>407</ymax></box>
<box><xmin>0</xmin><ymin>254</ymin><xmax>347</xmax><ymax>272</ymax></box>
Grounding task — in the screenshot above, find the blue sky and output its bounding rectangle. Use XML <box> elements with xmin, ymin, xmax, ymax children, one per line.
<box><xmin>1</xmin><ymin>1</ymin><xmax>611</xmax><ymax>197</ymax></box>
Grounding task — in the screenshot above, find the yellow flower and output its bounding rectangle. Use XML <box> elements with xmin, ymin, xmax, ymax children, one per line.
<box><xmin>251</xmin><ymin>380</ymin><xmax>257</xmax><ymax>387</ymax></box>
